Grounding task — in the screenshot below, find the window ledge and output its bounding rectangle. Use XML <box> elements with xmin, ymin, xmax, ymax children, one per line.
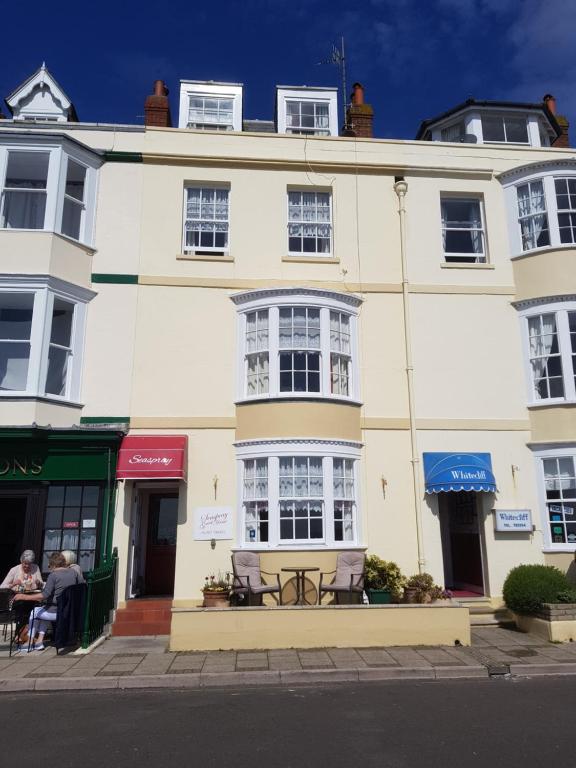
<box><xmin>283</xmin><ymin>255</ymin><xmax>339</xmax><ymax>264</ymax></box>
<box><xmin>55</xmin><ymin>231</ymin><xmax>96</xmax><ymax>254</ymax></box>
<box><xmin>177</xmin><ymin>253</ymin><xmax>234</xmax><ymax>262</ymax></box>
<box><xmin>527</xmin><ymin>400</ymin><xmax>576</xmax><ymax>409</ymax></box>
<box><xmin>231</xmin><ymin>544</ymin><xmax>366</xmax><ymax>552</ymax></box>
<box><xmin>235</xmin><ymin>396</ymin><xmax>362</xmax><ymax>407</ymax></box>
<box><xmin>542</xmin><ymin>548</ymin><xmax>576</xmax><ymax>553</ymax></box>
<box><xmin>441</xmin><ymin>262</ymin><xmax>493</xmax><ymax>270</ymax></box>
<box><xmin>0</xmin><ymin>394</ymin><xmax>84</xmax><ymax>408</ymax></box>
<box><xmin>511</xmin><ymin>244</ymin><xmax>576</xmax><ymax>261</ymax></box>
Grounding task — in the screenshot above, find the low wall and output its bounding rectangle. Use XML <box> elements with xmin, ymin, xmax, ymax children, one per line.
<box><xmin>515</xmin><ymin>603</ymin><xmax>576</xmax><ymax>642</ymax></box>
<box><xmin>170</xmin><ymin>603</ymin><xmax>470</xmax><ymax>651</ymax></box>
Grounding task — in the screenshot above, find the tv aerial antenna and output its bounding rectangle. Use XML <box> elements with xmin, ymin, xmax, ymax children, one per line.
<box><xmin>318</xmin><ymin>36</ymin><xmax>349</xmax><ymax>131</ymax></box>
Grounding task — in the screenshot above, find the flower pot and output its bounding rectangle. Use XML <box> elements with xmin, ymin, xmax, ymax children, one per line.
<box><xmin>202</xmin><ymin>590</ymin><xmax>230</xmax><ymax>608</ymax></box>
<box><xmin>366</xmin><ymin>588</ymin><xmax>392</xmax><ymax>605</ymax></box>
<box><xmin>403</xmin><ymin>587</ymin><xmax>419</xmax><ymax>604</ymax></box>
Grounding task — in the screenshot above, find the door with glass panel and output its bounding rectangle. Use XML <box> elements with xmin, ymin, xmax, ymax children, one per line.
<box><xmin>144</xmin><ymin>493</ymin><xmax>178</xmax><ymax>596</ymax></box>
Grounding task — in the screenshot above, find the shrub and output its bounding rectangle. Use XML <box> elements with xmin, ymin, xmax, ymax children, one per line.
<box><xmin>364</xmin><ymin>556</ymin><xmax>405</xmax><ymax>599</ymax></box>
<box><xmin>503</xmin><ymin>565</ymin><xmax>573</xmax><ymax>615</ymax></box>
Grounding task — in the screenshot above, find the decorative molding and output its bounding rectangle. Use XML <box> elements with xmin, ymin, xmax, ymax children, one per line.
<box><xmin>498</xmin><ymin>158</ymin><xmax>576</xmax><ymax>183</ymax></box>
<box><xmin>230</xmin><ymin>285</ymin><xmax>362</xmax><ymax>308</ymax></box>
<box><xmin>513</xmin><ymin>294</ymin><xmax>576</xmax><ymax>311</ymax></box>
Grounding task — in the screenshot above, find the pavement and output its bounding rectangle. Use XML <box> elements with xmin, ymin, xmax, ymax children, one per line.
<box><xmin>2</xmin><ymin>625</ymin><xmax>576</xmax><ymax>692</ymax></box>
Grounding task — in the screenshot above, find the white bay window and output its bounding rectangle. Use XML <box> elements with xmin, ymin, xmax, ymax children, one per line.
<box><xmin>0</xmin><ymin>277</ymin><xmax>92</xmax><ymax>401</ymax></box>
<box><xmin>520</xmin><ymin>302</ymin><xmax>576</xmax><ymax>404</ymax></box>
<box><xmin>233</xmin><ymin>288</ymin><xmax>361</xmax><ymax>402</ymax></box>
<box><xmin>237</xmin><ymin>440</ymin><xmax>361</xmax><ymax>548</ymax></box>
<box><xmin>0</xmin><ymin>140</ymin><xmax>98</xmax><ymax>245</ymax></box>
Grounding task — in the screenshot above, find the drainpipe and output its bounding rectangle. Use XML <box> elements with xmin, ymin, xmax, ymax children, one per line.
<box><xmin>394</xmin><ymin>178</ymin><xmax>426</xmax><ymax>573</ymax></box>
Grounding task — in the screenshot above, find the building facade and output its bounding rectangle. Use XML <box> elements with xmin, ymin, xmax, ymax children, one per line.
<box><xmin>1</xmin><ymin>69</ymin><xmax>574</xmax><ymax>642</ymax></box>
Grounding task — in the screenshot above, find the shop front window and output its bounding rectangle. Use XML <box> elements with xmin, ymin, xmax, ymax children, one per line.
<box><xmin>42</xmin><ymin>483</ymin><xmax>101</xmax><ymax>571</ymax></box>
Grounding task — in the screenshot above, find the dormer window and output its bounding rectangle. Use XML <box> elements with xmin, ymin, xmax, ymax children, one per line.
<box><xmin>482</xmin><ymin>114</ymin><xmax>529</xmax><ymax>144</ymax></box>
<box><xmin>276</xmin><ymin>87</ymin><xmax>338</xmax><ymax>137</ymax></box>
<box><xmin>178</xmin><ymin>81</ymin><xmax>242</xmax><ymax>132</ymax></box>
<box><xmin>440</xmin><ymin>122</ymin><xmax>464</xmax><ymax>142</ymax></box>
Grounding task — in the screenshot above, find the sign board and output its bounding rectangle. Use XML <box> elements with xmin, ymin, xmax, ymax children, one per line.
<box><xmin>493</xmin><ymin>509</ymin><xmax>532</xmax><ymax>533</ymax></box>
<box><xmin>194</xmin><ymin>506</ymin><xmax>234</xmax><ymax>540</ymax></box>
<box><xmin>117</xmin><ymin>435</ymin><xmax>187</xmax><ymax>480</ymax></box>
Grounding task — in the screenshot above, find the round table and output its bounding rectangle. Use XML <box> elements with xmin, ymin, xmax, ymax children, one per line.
<box><xmin>281</xmin><ymin>567</ymin><xmax>320</xmax><ymax>606</ymax></box>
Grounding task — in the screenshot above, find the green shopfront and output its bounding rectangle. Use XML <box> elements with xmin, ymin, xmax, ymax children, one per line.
<box><xmin>0</xmin><ymin>428</ymin><xmax>123</xmax><ymax>578</ymax></box>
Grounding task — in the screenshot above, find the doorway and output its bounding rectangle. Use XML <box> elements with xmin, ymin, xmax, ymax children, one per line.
<box><xmin>0</xmin><ymin>497</ymin><xmax>27</xmax><ymax>580</ymax></box>
<box><xmin>441</xmin><ymin>491</ymin><xmax>485</xmax><ymax>595</ymax></box>
<box><xmin>144</xmin><ymin>493</ymin><xmax>178</xmax><ymax>596</ymax></box>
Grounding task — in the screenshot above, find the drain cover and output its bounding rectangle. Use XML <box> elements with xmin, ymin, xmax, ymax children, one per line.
<box><xmin>506</xmin><ymin>648</ymin><xmax>538</xmax><ymax>658</ymax></box>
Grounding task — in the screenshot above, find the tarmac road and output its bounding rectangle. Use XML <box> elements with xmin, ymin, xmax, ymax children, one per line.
<box><xmin>3</xmin><ymin>677</ymin><xmax>573</xmax><ymax>767</ymax></box>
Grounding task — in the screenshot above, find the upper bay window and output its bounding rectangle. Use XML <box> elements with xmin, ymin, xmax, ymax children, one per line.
<box><xmin>482</xmin><ymin>114</ymin><xmax>529</xmax><ymax>144</ymax></box>
<box><xmin>233</xmin><ymin>288</ymin><xmax>361</xmax><ymax>402</ymax></box>
<box><xmin>440</xmin><ymin>197</ymin><xmax>486</xmax><ymax>263</ymax></box>
<box><xmin>183</xmin><ymin>185</ymin><xmax>230</xmax><ymax>254</ymax></box>
<box><xmin>520</xmin><ymin>302</ymin><xmax>576</xmax><ymax>405</ymax></box>
<box><xmin>502</xmin><ymin>163</ymin><xmax>576</xmax><ymax>255</ymax></box>
<box><xmin>0</xmin><ymin>140</ymin><xmax>98</xmax><ymax>245</ymax></box>
<box><xmin>237</xmin><ymin>440</ymin><xmax>361</xmax><ymax>548</ymax></box>
<box><xmin>288</xmin><ymin>190</ymin><xmax>332</xmax><ymax>255</ymax></box>
<box><xmin>276</xmin><ymin>87</ymin><xmax>338</xmax><ymax>137</ymax></box>
<box><xmin>0</xmin><ymin>277</ymin><xmax>93</xmax><ymax>401</ymax></box>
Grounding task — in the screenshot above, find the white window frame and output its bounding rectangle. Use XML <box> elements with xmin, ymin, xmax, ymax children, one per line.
<box><xmin>287</xmin><ymin>189</ymin><xmax>333</xmax><ymax>256</ymax></box>
<box><xmin>501</xmin><ymin>162</ymin><xmax>576</xmax><ymax>256</ymax></box>
<box><xmin>534</xmin><ymin>446</ymin><xmax>576</xmax><ymax>552</ymax></box>
<box><xmin>276</xmin><ymin>87</ymin><xmax>338</xmax><ymax>137</ymax></box>
<box><xmin>519</xmin><ymin>300</ymin><xmax>576</xmax><ymax>406</ymax></box>
<box><xmin>0</xmin><ymin>276</ymin><xmax>93</xmax><ymax>402</ymax></box>
<box><xmin>235</xmin><ymin>439</ymin><xmax>362</xmax><ymax>550</ymax></box>
<box><xmin>178</xmin><ymin>81</ymin><xmax>243</xmax><ymax>132</ymax></box>
<box><xmin>232</xmin><ymin>288</ymin><xmax>362</xmax><ymax>403</ymax></box>
<box><xmin>481</xmin><ymin>113</ymin><xmax>531</xmax><ymax>145</ymax></box>
<box><xmin>0</xmin><ymin>137</ymin><xmax>99</xmax><ymax>246</ymax></box>
<box><xmin>182</xmin><ymin>183</ymin><xmax>230</xmax><ymax>255</ymax></box>
<box><xmin>440</xmin><ymin>194</ymin><xmax>487</xmax><ymax>263</ymax></box>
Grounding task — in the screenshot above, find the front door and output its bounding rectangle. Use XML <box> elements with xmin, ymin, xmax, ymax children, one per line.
<box><xmin>0</xmin><ymin>497</ymin><xmax>27</xmax><ymax>581</ymax></box>
<box><xmin>442</xmin><ymin>492</ymin><xmax>485</xmax><ymax>595</ymax></box>
<box><xmin>144</xmin><ymin>493</ymin><xmax>178</xmax><ymax>596</ymax></box>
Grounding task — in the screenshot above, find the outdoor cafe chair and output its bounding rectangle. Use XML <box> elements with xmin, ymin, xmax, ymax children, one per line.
<box><xmin>231</xmin><ymin>552</ymin><xmax>282</xmax><ymax>606</ymax></box>
<box><xmin>318</xmin><ymin>552</ymin><xmax>366</xmax><ymax>605</ymax></box>
<box><xmin>0</xmin><ymin>588</ymin><xmax>12</xmax><ymax>641</ymax></box>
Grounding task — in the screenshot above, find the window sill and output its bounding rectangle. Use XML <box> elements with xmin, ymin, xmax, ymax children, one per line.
<box><xmin>231</xmin><ymin>544</ymin><xmax>366</xmax><ymax>552</ymax></box>
<box><xmin>0</xmin><ymin>394</ymin><xmax>84</xmax><ymax>408</ymax></box>
<box><xmin>527</xmin><ymin>400</ymin><xmax>576</xmax><ymax>409</ymax></box>
<box><xmin>177</xmin><ymin>253</ymin><xmax>233</xmax><ymax>262</ymax></box>
<box><xmin>441</xmin><ymin>261</ymin><xmax>493</xmax><ymax>269</ymax></box>
<box><xmin>283</xmin><ymin>255</ymin><xmax>339</xmax><ymax>264</ymax></box>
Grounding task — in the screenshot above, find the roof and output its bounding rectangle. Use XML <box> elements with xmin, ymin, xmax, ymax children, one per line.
<box><xmin>5</xmin><ymin>63</ymin><xmax>78</xmax><ymax>121</ymax></box>
<box><xmin>415</xmin><ymin>98</ymin><xmax>561</xmax><ymax>140</ymax></box>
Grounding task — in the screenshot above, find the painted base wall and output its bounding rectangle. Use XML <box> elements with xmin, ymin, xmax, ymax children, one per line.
<box><xmin>169</xmin><ymin>603</ymin><xmax>471</xmax><ymax>651</ymax></box>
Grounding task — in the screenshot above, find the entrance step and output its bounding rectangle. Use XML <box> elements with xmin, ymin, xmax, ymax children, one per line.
<box><xmin>456</xmin><ymin>598</ymin><xmax>514</xmax><ymax>627</ymax></box>
<box><xmin>112</xmin><ymin>598</ymin><xmax>172</xmax><ymax>636</ymax></box>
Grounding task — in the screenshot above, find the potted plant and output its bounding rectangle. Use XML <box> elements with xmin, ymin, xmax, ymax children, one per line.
<box><xmin>404</xmin><ymin>573</ymin><xmax>451</xmax><ymax>604</ymax></box>
<box><xmin>364</xmin><ymin>556</ymin><xmax>406</xmax><ymax>604</ymax></box>
<box><xmin>202</xmin><ymin>572</ymin><xmax>232</xmax><ymax>608</ymax></box>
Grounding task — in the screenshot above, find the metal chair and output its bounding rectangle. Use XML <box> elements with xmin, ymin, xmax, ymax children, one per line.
<box><xmin>318</xmin><ymin>552</ymin><xmax>366</xmax><ymax>605</ymax></box>
<box><xmin>231</xmin><ymin>552</ymin><xmax>282</xmax><ymax>606</ymax></box>
<box><xmin>0</xmin><ymin>589</ymin><xmax>12</xmax><ymax>642</ymax></box>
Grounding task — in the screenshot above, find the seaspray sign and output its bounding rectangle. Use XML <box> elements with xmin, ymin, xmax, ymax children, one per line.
<box><xmin>494</xmin><ymin>509</ymin><xmax>532</xmax><ymax>533</ymax></box>
<box><xmin>193</xmin><ymin>506</ymin><xmax>234</xmax><ymax>540</ymax></box>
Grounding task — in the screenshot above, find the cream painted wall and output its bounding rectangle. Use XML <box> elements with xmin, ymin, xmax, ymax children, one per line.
<box><xmin>513</xmin><ymin>248</ymin><xmax>576</xmax><ymax>303</ymax></box>
<box><xmin>0</xmin><ymin>231</ymin><xmax>93</xmax><ymax>288</ymax></box>
<box><xmin>81</xmin><ymin>284</ymin><xmax>138</xmax><ymax>417</ymax></box>
<box><xmin>411</xmin><ymin>293</ymin><xmax>528</xmax><ymax>420</ymax></box>
<box><xmin>0</xmin><ymin>399</ymin><xmax>82</xmax><ymax>428</ymax></box>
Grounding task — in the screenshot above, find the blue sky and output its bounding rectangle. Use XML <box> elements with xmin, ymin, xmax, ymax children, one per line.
<box><xmin>2</xmin><ymin>0</ymin><xmax>575</xmax><ymax>140</ymax></box>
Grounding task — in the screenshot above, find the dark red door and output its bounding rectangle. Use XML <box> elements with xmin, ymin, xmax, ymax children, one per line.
<box><xmin>144</xmin><ymin>494</ymin><xmax>178</xmax><ymax>596</ymax></box>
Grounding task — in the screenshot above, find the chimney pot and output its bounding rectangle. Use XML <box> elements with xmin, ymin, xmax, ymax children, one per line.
<box><xmin>154</xmin><ymin>79</ymin><xmax>168</xmax><ymax>97</ymax></box>
<box><xmin>543</xmin><ymin>93</ymin><xmax>556</xmax><ymax>114</ymax></box>
<box><xmin>351</xmin><ymin>83</ymin><xmax>364</xmax><ymax>106</ymax></box>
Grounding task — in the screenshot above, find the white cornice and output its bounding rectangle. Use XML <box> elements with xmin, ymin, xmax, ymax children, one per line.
<box><xmin>513</xmin><ymin>294</ymin><xmax>576</xmax><ymax>311</ymax></box>
<box><xmin>498</xmin><ymin>158</ymin><xmax>576</xmax><ymax>183</ymax></box>
<box><xmin>230</xmin><ymin>286</ymin><xmax>362</xmax><ymax>308</ymax></box>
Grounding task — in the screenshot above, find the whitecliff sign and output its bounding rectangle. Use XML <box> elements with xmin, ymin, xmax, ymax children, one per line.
<box><xmin>494</xmin><ymin>509</ymin><xmax>532</xmax><ymax>533</ymax></box>
<box><xmin>194</xmin><ymin>506</ymin><xmax>234</xmax><ymax>540</ymax></box>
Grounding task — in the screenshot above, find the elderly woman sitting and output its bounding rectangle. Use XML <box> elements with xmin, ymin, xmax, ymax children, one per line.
<box><xmin>0</xmin><ymin>550</ymin><xmax>43</xmax><ymax>591</ymax></box>
<box><xmin>14</xmin><ymin>552</ymin><xmax>81</xmax><ymax>652</ymax></box>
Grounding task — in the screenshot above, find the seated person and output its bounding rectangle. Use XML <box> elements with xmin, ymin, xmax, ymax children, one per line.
<box><xmin>61</xmin><ymin>550</ymin><xmax>85</xmax><ymax>582</ymax></box>
<box><xmin>0</xmin><ymin>550</ymin><xmax>43</xmax><ymax>591</ymax></box>
<box><xmin>14</xmin><ymin>551</ymin><xmax>80</xmax><ymax>652</ymax></box>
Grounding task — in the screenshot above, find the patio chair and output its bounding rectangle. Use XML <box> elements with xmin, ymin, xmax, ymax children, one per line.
<box><xmin>231</xmin><ymin>552</ymin><xmax>282</xmax><ymax>606</ymax></box>
<box><xmin>0</xmin><ymin>589</ymin><xmax>12</xmax><ymax>641</ymax></box>
<box><xmin>53</xmin><ymin>582</ymin><xmax>87</xmax><ymax>654</ymax></box>
<box><xmin>318</xmin><ymin>552</ymin><xmax>366</xmax><ymax>605</ymax></box>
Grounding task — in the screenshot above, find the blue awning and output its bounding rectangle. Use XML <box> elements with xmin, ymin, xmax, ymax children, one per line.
<box><xmin>423</xmin><ymin>452</ymin><xmax>497</xmax><ymax>494</ymax></box>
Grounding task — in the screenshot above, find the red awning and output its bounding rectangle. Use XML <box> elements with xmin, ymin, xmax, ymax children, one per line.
<box><xmin>116</xmin><ymin>435</ymin><xmax>187</xmax><ymax>480</ymax></box>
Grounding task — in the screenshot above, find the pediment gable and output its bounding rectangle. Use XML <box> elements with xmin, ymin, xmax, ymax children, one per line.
<box><xmin>5</xmin><ymin>64</ymin><xmax>77</xmax><ymax>122</ymax></box>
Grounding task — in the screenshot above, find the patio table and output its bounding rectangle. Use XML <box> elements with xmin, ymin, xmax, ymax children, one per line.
<box><xmin>281</xmin><ymin>567</ymin><xmax>320</xmax><ymax>606</ymax></box>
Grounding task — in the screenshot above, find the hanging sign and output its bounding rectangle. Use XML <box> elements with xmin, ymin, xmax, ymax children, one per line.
<box><xmin>494</xmin><ymin>509</ymin><xmax>532</xmax><ymax>532</ymax></box>
<box><xmin>193</xmin><ymin>506</ymin><xmax>234</xmax><ymax>540</ymax></box>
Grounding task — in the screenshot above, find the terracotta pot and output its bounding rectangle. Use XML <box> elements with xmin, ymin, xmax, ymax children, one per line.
<box><xmin>203</xmin><ymin>590</ymin><xmax>230</xmax><ymax>608</ymax></box>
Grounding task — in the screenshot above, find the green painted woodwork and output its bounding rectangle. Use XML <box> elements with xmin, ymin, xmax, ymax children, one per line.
<box><xmin>91</xmin><ymin>273</ymin><xmax>138</xmax><ymax>284</ymax></box>
<box><xmin>81</xmin><ymin>416</ymin><xmax>130</xmax><ymax>425</ymax></box>
<box><xmin>103</xmin><ymin>151</ymin><xmax>143</xmax><ymax>163</ymax></box>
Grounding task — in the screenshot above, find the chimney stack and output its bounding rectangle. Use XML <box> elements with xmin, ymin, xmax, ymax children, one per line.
<box><xmin>345</xmin><ymin>82</ymin><xmax>374</xmax><ymax>138</ymax></box>
<box><xmin>144</xmin><ymin>80</ymin><xmax>172</xmax><ymax>128</ymax></box>
<box><xmin>544</xmin><ymin>93</ymin><xmax>569</xmax><ymax>148</ymax></box>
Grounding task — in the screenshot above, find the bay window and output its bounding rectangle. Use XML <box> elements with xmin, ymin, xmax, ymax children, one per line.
<box><xmin>238</xmin><ymin>440</ymin><xmax>361</xmax><ymax>548</ymax></box>
<box><xmin>555</xmin><ymin>178</ymin><xmax>576</xmax><ymax>244</ymax></box>
<box><xmin>521</xmin><ymin>303</ymin><xmax>576</xmax><ymax>404</ymax></box>
<box><xmin>0</xmin><ymin>141</ymin><xmax>98</xmax><ymax>244</ymax></box>
<box><xmin>517</xmin><ymin>181</ymin><xmax>550</xmax><ymax>251</ymax></box>
<box><xmin>0</xmin><ymin>278</ymin><xmax>91</xmax><ymax>401</ymax></box>
<box><xmin>233</xmin><ymin>288</ymin><xmax>361</xmax><ymax>401</ymax></box>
